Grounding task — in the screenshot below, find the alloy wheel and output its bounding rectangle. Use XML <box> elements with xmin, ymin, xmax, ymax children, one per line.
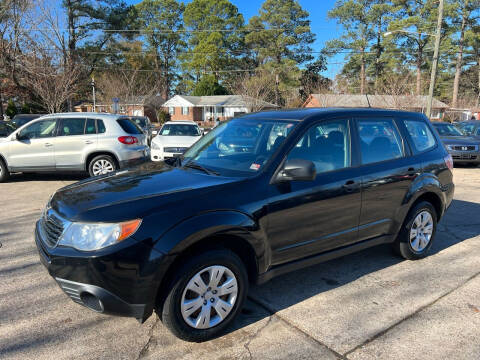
<box><xmin>92</xmin><ymin>159</ymin><xmax>114</xmax><ymax>176</ymax></box>
<box><xmin>180</xmin><ymin>265</ymin><xmax>238</xmax><ymax>329</ymax></box>
<box><xmin>409</xmin><ymin>210</ymin><xmax>434</xmax><ymax>252</ymax></box>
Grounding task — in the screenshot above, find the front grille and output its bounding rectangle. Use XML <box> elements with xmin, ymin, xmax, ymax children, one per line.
<box><xmin>40</xmin><ymin>211</ymin><xmax>65</xmax><ymax>247</ymax></box>
<box><xmin>164</xmin><ymin>147</ymin><xmax>188</xmax><ymax>153</ymax></box>
<box><xmin>452</xmin><ymin>145</ymin><xmax>477</xmax><ymax>151</ymax></box>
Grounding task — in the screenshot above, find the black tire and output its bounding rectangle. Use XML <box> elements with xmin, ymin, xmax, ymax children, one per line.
<box><xmin>0</xmin><ymin>158</ymin><xmax>10</xmax><ymax>183</ymax></box>
<box><xmin>159</xmin><ymin>249</ymin><xmax>248</xmax><ymax>342</ymax></box>
<box><xmin>88</xmin><ymin>155</ymin><xmax>117</xmax><ymax>177</ymax></box>
<box><xmin>393</xmin><ymin>201</ymin><xmax>437</xmax><ymax>260</ymax></box>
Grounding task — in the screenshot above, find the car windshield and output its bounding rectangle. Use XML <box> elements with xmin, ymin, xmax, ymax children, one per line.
<box><xmin>458</xmin><ymin>123</ymin><xmax>476</xmax><ymax>135</ymax></box>
<box><xmin>160</xmin><ymin>124</ymin><xmax>200</xmax><ymax>136</ymax></box>
<box><xmin>433</xmin><ymin>123</ymin><xmax>464</xmax><ymax>136</ymax></box>
<box><xmin>182</xmin><ymin>118</ymin><xmax>298</xmax><ymax>177</ymax></box>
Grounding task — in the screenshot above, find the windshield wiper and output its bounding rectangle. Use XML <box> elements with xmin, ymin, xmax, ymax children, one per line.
<box><xmin>183</xmin><ymin>161</ymin><xmax>219</xmax><ymax>176</ymax></box>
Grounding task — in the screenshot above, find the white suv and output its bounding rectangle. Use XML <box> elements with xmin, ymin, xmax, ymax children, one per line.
<box><xmin>0</xmin><ymin>113</ymin><xmax>149</xmax><ymax>182</ymax></box>
<box><xmin>151</xmin><ymin>121</ymin><xmax>202</xmax><ymax>161</ymax></box>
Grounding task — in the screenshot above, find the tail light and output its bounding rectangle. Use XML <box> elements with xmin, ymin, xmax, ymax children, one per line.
<box><xmin>444</xmin><ymin>154</ymin><xmax>453</xmax><ymax>170</ymax></box>
<box><xmin>118</xmin><ymin>136</ymin><xmax>138</xmax><ymax>145</ymax></box>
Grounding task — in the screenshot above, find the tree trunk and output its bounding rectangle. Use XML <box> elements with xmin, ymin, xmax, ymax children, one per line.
<box><xmin>452</xmin><ymin>11</ymin><xmax>467</xmax><ymax>108</ymax></box>
<box><xmin>360</xmin><ymin>49</ymin><xmax>366</xmax><ymax>95</ymax></box>
<box><xmin>416</xmin><ymin>46</ymin><xmax>422</xmax><ymax>95</ymax></box>
<box><xmin>477</xmin><ymin>55</ymin><xmax>480</xmax><ymax>107</ymax></box>
<box><xmin>374</xmin><ymin>22</ymin><xmax>382</xmax><ymax>94</ymax></box>
<box><xmin>66</xmin><ymin>0</ymin><xmax>76</xmax><ymax>112</ymax></box>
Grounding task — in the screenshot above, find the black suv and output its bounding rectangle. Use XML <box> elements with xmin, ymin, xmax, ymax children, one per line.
<box><xmin>35</xmin><ymin>109</ymin><xmax>454</xmax><ymax>341</ymax></box>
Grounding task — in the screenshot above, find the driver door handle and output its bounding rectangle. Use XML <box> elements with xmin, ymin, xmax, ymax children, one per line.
<box><xmin>84</xmin><ymin>140</ymin><xmax>94</xmax><ymax>144</ymax></box>
<box><xmin>342</xmin><ymin>180</ymin><xmax>357</xmax><ymax>193</ymax></box>
<box><xmin>44</xmin><ymin>143</ymin><xmax>53</xmax><ymax>147</ymax></box>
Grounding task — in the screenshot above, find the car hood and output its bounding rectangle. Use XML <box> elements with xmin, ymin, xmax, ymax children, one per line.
<box><xmin>153</xmin><ymin>135</ymin><xmax>201</xmax><ymax>147</ymax></box>
<box><xmin>440</xmin><ymin>136</ymin><xmax>480</xmax><ymax>145</ymax></box>
<box><xmin>51</xmin><ymin>162</ymin><xmax>238</xmax><ymax>222</ymax></box>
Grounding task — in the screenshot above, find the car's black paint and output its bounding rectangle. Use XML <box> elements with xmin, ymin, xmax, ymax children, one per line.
<box><xmin>35</xmin><ymin>108</ymin><xmax>454</xmax><ymax>322</ymax></box>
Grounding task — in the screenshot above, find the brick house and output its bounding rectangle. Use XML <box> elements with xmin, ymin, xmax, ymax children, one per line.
<box><xmin>75</xmin><ymin>96</ymin><xmax>165</xmax><ymax>123</ymax></box>
<box><xmin>163</xmin><ymin>95</ymin><xmax>278</xmax><ymax>127</ymax></box>
<box><xmin>303</xmin><ymin>94</ymin><xmax>449</xmax><ymax>120</ymax></box>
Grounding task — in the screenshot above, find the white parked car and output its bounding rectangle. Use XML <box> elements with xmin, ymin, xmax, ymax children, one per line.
<box><xmin>150</xmin><ymin>121</ymin><xmax>202</xmax><ymax>161</ymax></box>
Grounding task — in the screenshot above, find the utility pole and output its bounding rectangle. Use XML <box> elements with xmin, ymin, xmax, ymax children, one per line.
<box><xmin>426</xmin><ymin>0</ymin><xmax>444</xmax><ymax>120</ymax></box>
<box><xmin>91</xmin><ymin>77</ymin><xmax>96</xmax><ymax>112</ymax></box>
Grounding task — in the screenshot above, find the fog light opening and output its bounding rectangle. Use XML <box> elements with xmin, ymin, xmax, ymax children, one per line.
<box><xmin>80</xmin><ymin>292</ymin><xmax>104</xmax><ymax>312</ymax></box>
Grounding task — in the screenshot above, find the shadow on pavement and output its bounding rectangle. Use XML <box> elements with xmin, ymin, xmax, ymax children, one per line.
<box><xmin>225</xmin><ymin>199</ymin><xmax>480</xmax><ymax>338</ymax></box>
<box><xmin>7</xmin><ymin>172</ymin><xmax>87</xmax><ymax>182</ymax></box>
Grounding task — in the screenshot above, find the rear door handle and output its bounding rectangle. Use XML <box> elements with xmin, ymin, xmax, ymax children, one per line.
<box><xmin>44</xmin><ymin>143</ymin><xmax>53</xmax><ymax>147</ymax></box>
<box><xmin>342</xmin><ymin>180</ymin><xmax>357</xmax><ymax>192</ymax></box>
<box><xmin>84</xmin><ymin>140</ymin><xmax>94</xmax><ymax>144</ymax></box>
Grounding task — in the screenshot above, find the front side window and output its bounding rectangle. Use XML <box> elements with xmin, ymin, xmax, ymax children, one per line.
<box><xmin>182</xmin><ymin>107</ymin><xmax>189</xmax><ymax>115</ymax></box>
<box><xmin>358</xmin><ymin>119</ymin><xmax>404</xmax><ymax>164</ymax></box>
<box><xmin>183</xmin><ymin>119</ymin><xmax>298</xmax><ymax>177</ymax></box>
<box><xmin>18</xmin><ymin>119</ymin><xmax>56</xmax><ymax>139</ymax></box>
<box><xmin>160</xmin><ymin>124</ymin><xmax>200</xmax><ymax>136</ymax></box>
<box><xmin>286</xmin><ymin>119</ymin><xmax>351</xmax><ymax>173</ymax></box>
<box><xmin>406</xmin><ymin>120</ymin><xmax>437</xmax><ymax>153</ymax></box>
<box><xmin>58</xmin><ymin>118</ymin><xmax>86</xmax><ymax>136</ymax></box>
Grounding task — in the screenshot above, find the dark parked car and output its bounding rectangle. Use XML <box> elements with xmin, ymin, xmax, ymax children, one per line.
<box><xmin>432</xmin><ymin>122</ymin><xmax>480</xmax><ymax>165</ymax></box>
<box><xmin>0</xmin><ymin>121</ymin><xmax>16</xmax><ymax>137</ymax></box>
<box><xmin>11</xmin><ymin>113</ymin><xmax>44</xmax><ymax>128</ymax></box>
<box><xmin>125</xmin><ymin>116</ymin><xmax>153</xmax><ymax>145</ymax></box>
<box><xmin>35</xmin><ymin>109</ymin><xmax>454</xmax><ymax>342</ymax></box>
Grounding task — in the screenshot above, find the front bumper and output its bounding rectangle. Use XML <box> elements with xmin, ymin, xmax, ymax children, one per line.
<box><xmin>151</xmin><ymin>149</ymin><xmax>184</xmax><ymax>162</ymax></box>
<box><xmin>447</xmin><ymin>150</ymin><xmax>480</xmax><ymax>163</ymax></box>
<box><xmin>35</xmin><ymin>220</ymin><xmax>167</xmax><ymax>322</ymax></box>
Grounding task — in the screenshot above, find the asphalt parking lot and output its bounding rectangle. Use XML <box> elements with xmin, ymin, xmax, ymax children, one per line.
<box><xmin>1</xmin><ymin>167</ymin><xmax>480</xmax><ymax>360</ymax></box>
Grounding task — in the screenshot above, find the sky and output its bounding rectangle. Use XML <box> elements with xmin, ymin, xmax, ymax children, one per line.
<box><xmin>125</xmin><ymin>0</ymin><xmax>344</xmax><ymax>78</ymax></box>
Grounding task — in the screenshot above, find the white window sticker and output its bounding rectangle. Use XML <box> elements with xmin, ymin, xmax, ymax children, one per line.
<box><xmin>250</xmin><ymin>163</ymin><xmax>261</xmax><ymax>171</ymax></box>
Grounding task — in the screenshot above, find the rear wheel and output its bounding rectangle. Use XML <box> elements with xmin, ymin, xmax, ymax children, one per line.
<box><xmin>0</xmin><ymin>158</ymin><xmax>10</xmax><ymax>182</ymax></box>
<box><xmin>88</xmin><ymin>155</ymin><xmax>117</xmax><ymax>177</ymax></box>
<box><xmin>394</xmin><ymin>201</ymin><xmax>437</xmax><ymax>260</ymax></box>
<box><xmin>159</xmin><ymin>249</ymin><xmax>248</xmax><ymax>342</ymax></box>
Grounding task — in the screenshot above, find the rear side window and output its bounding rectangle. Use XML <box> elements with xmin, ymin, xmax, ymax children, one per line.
<box><xmin>117</xmin><ymin>118</ymin><xmax>142</xmax><ymax>134</ymax></box>
<box><xmin>58</xmin><ymin>118</ymin><xmax>86</xmax><ymax>136</ymax></box>
<box><xmin>404</xmin><ymin>120</ymin><xmax>436</xmax><ymax>154</ymax></box>
<box><xmin>85</xmin><ymin>118</ymin><xmax>96</xmax><ymax>134</ymax></box>
<box><xmin>97</xmin><ymin>120</ymin><xmax>106</xmax><ymax>133</ymax></box>
<box><xmin>357</xmin><ymin>119</ymin><xmax>404</xmax><ymax>164</ymax></box>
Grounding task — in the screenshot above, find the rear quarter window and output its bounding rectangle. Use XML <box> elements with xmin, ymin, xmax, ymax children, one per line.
<box><xmin>116</xmin><ymin>118</ymin><xmax>142</xmax><ymax>135</ymax></box>
<box><xmin>403</xmin><ymin>120</ymin><xmax>437</xmax><ymax>154</ymax></box>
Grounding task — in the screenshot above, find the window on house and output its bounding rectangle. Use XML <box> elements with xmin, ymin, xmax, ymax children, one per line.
<box><xmin>182</xmin><ymin>107</ymin><xmax>189</xmax><ymax>115</ymax></box>
<box><xmin>168</xmin><ymin>107</ymin><xmax>174</xmax><ymax>115</ymax></box>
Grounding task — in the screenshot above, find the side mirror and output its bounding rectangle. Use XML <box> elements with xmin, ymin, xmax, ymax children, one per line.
<box><xmin>274</xmin><ymin>159</ymin><xmax>316</xmax><ymax>183</ymax></box>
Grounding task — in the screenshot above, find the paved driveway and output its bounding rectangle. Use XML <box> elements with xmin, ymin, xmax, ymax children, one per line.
<box><xmin>1</xmin><ymin>169</ymin><xmax>479</xmax><ymax>359</ymax></box>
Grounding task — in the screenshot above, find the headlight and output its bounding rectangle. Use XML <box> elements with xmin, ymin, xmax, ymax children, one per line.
<box><xmin>58</xmin><ymin>219</ymin><xmax>141</xmax><ymax>251</ymax></box>
<box><xmin>151</xmin><ymin>141</ymin><xmax>161</xmax><ymax>150</ymax></box>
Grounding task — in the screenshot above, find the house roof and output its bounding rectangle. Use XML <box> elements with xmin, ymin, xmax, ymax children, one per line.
<box><xmin>164</xmin><ymin>95</ymin><xmax>278</xmax><ymax>108</ymax></box>
<box><xmin>306</xmin><ymin>94</ymin><xmax>449</xmax><ymax>109</ymax></box>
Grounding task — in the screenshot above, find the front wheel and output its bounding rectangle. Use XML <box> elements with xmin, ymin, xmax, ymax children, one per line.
<box><xmin>394</xmin><ymin>201</ymin><xmax>437</xmax><ymax>260</ymax></box>
<box><xmin>159</xmin><ymin>249</ymin><xmax>248</xmax><ymax>342</ymax></box>
<box><xmin>88</xmin><ymin>155</ymin><xmax>117</xmax><ymax>177</ymax></box>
